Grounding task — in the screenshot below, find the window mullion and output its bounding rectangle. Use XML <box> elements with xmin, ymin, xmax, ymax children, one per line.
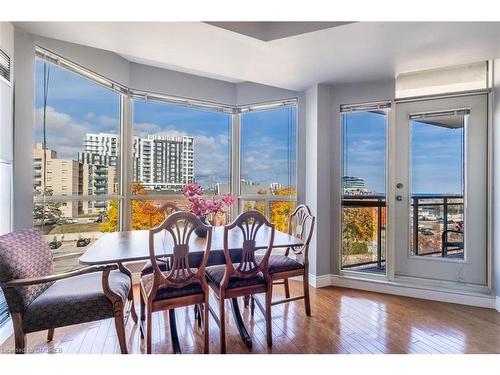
<box><xmin>120</xmin><ymin>95</ymin><xmax>133</xmax><ymax>232</ymax></box>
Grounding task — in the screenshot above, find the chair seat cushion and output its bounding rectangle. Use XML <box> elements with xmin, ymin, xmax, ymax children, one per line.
<box><xmin>205</xmin><ymin>264</ymin><xmax>265</xmax><ymax>289</ymax></box>
<box><xmin>141</xmin><ymin>259</ymin><xmax>169</xmax><ymax>276</ymax></box>
<box><xmin>257</xmin><ymin>254</ymin><xmax>304</xmax><ymax>274</ymax></box>
<box><xmin>22</xmin><ymin>270</ymin><xmax>131</xmax><ymax>333</ymax></box>
<box><xmin>141</xmin><ymin>274</ymin><xmax>204</xmax><ymax>301</ymax></box>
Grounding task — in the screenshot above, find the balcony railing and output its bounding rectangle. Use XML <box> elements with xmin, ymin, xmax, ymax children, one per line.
<box><xmin>341</xmin><ymin>194</ymin><xmax>464</xmax><ymax>272</ymax></box>
<box><xmin>342</xmin><ymin>195</ymin><xmax>386</xmax><ymax>272</ymax></box>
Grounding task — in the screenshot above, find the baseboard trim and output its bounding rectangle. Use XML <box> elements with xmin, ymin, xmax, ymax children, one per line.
<box><xmin>309</xmin><ymin>273</ymin><xmax>496</xmax><ymax>309</ymax></box>
<box><xmin>0</xmin><ymin>319</ymin><xmax>13</xmax><ymax>346</ymax></box>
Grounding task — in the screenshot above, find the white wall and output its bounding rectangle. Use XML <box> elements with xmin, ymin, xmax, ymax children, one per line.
<box><xmin>305</xmin><ymin>84</ymin><xmax>333</xmax><ymax>278</ymax></box>
<box><xmin>493</xmin><ymin>60</ymin><xmax>500</xmax><ymax>308</ymax></box>
<box><xmin>0</xmin><ymin>20</ymin><xmax>14</xmax><ymax>345</ymax></box>
<box><xmin>0</xmin><ymin>22</ymin><xmax>14</xmax><ymax>235</ymax></box>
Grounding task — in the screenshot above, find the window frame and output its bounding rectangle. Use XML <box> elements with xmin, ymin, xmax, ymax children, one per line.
<box><xmin>34</xmin><ymin>46</ymin><xmax>299</xmax><ymax>232</ymax></box>
<box><xmin>237</xmin><ymin>103</ymin><xmax>298</xmax><ymax>220</ymax></box>
<box><xmin>339</xmin><ymin>101</ymin><xmax>391</xmax><ymax>278</ymax></box>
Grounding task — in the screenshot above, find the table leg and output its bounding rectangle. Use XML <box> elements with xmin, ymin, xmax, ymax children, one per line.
<box><xmin>230</xmin><ymin>297</ymin><xmax>252</xmax><ymax>349</ymax></box>
<box><xmin>169</xmin><ymin>309</ymin><xmax>182</xmax><ymax>354</ymax></box>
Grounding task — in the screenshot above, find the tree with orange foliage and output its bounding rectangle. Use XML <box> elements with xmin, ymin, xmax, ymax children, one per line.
<box><xmin>270</xmin><ymin>187</ymin><xmax>296</xmax><ymax>232</ymax></box>
<box><xmin>100</xmin><ymin>182</ymin><xmax>165</xmax><ymax>232</ymax></box>
<box><xmin>242</xmin><ymin>187</ymin><xmax>296</xmax><ymax>232</ymax></box>
<box><xmin>342</xmin><ymin>207</ymin><xmax>375</xmax><ymax>265</ymax></box>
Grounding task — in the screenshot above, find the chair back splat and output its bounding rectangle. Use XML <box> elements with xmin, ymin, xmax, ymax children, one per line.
<box><xmin>286</xmin><ymin>205</ymin><xmax>315</xmax><ymax>259</ymax></box>
<box><xmin>149</xmin><ymin>211</ymin><xmax>212</xmax><ymax>290</ymax></box>
<box><xmin>223</xmin><ymin>210</ymin><xmax>275</xmax><ymax>283</ymax></box>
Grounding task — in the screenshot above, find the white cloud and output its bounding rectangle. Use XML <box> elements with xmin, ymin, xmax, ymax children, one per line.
<box><xmin>35</xmin><ymin>106</ymin><xmax>95</xmax><ymax>159</ymax></box>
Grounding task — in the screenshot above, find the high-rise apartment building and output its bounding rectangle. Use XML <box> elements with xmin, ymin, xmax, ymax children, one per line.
<box><xmin>81</xmin><ymin>132</ymin><xmax>194</xmax><ymax>192</ymax></box>
<box><xmin>79</xmin><ymin>133</ymin><xmax>118</xmax><ymax>167</ymax></box>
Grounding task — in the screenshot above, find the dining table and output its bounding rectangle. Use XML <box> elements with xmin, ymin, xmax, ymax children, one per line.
<box><xmin>79</xmin><ymin>225</ymin><xmax>304</xmax><ymax>353</ymax></box>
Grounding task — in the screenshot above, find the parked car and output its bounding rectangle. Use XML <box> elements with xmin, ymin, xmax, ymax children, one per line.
<box><xmin>76</xmin><ymin>238</ymin><xmax>91</xmax><ymax>247</ymax></box>
<box><xmin>48</xmin><ymin>240</ymin><xmax>62</xmax><ymax>249</ymax></box>
<box><xmin>65</xmin><ymin>218</ymin><xmax>78</xmax><ymax>224</ymax></box>
<box><xmin>87</xmin><ymin>217</ymin><xmax>96</xmax><ymax>223</ymax></box>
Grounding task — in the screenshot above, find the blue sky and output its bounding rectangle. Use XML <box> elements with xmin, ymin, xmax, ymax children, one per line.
<box><xmin>343</xmin><ymin>111</ymin><xmax>464</xmax><ymax>195</ymax></box>
<box><xmin>35</xmin><ymin>59</ymin><xmax>297</xmax><ymax>189</ymax></box>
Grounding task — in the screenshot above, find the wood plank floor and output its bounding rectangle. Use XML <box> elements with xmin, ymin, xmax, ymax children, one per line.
<box><xmin>1</xmin><ymin>281</ymin><xmax>500</xmax><ymax>354</ymax></box>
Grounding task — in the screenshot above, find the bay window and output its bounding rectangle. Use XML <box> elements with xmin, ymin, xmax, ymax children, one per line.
<box><xmin>33</xmin><ymin>48</ymin><xmax>299</xmax><ymax>271</ymax></box>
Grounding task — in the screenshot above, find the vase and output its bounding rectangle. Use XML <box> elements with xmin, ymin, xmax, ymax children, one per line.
<box><xmin>195</xmin><ymin>215</ymin><xmax>211</xmax><ymax>237</ymax></box>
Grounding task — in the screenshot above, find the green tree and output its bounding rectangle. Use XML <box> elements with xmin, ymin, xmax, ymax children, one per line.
<box><xmin>33</xmin><ymin>187</ymin><xmax>63</xmax><ymax>225</ymax></box>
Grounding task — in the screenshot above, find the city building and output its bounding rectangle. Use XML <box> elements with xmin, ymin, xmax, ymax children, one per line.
<box><xmin>33</xmin><ymin>143</ymin><xmax>82</xmax><ymax>217</ymax></box>
<box><xmin>81</xmin><ymin>163</ymin><xmax>116</xmax><ymax>214</ymax></box>
<box><xmin>342</xmin><ymin>176</ymin><xmax>366</xmax><ymax>193</ymax></box>
<box><xmin>81</xmin><ymin>132</ymin><xmax>194</xmax><ymax>192</ymax></box>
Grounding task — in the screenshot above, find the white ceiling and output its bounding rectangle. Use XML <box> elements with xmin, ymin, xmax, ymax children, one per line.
<box><xmin>14</xmin><ymin>22</ymin><xmax>500</xmax><ymax>91</ymax></box>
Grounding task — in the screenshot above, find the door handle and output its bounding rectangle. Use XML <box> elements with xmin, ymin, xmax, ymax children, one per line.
<box><xmin>396</xmin><ymin>195</ymin><xmax>403</xmax><ymax>201</ymax></box>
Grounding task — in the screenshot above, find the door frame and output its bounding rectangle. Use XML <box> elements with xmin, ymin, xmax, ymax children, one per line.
<box><xmin>388</xmin><ymin>91</ymin><xmax>492</xmax><ymax>292</ymax></box>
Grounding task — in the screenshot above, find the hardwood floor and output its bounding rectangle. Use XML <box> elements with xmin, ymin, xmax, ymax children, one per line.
<box><xmin>1</xmin><ymin>281</ymin><xmax>500</xmax><ymax>354</ymax></box>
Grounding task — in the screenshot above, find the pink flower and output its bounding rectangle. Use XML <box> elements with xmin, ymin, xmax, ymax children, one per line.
<box><xmin>182</xmin><ymin>184</ymin><xmax>236</xmax><ymax>218</ymax></box>
<box><xmin>222</xmin><ymin>193</ymin><xmax>236</xmax><ymax>206</ymax></box>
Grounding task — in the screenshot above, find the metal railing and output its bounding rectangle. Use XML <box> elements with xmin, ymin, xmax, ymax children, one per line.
<box><xmin>238</xmin><ymin>194</ymin><xmax>296</xmax><ymax>222</ymax></box>
<box><xmin>341</xmin><ymin>194</ymin><xmax>464</xmax><ymax>271</ymax></box>
<box><xmin>411</xmin><ymin>194</ymin><xmax>464</xmax><ymax>257</ymax></box>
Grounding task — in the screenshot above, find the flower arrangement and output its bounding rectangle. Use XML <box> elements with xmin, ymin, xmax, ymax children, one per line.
<box><xmin>182</xmin><ymin>183</ymin><xmax>236</xmax><ymax>219</ymax></box>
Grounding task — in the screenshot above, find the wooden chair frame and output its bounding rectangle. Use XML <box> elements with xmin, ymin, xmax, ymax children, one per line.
<box><xmin>0</xmin><ymin>263</ymin><xmax>137</xmax><ymax>354</ymax></box>
<box><xmin>250</xmin><ymin>205</ymin><xmax>315</xmax><ymax>316</ymax></box>
<box><xmin>139</xmin><ymin>211</ymin><xmax>213</xmax><ymax>354</ymax></box>
<box><xmin>139</xmin><ymin>203</ymin><xmax>180</xmax><ymax>321</ymax></box>
<box><xmin>207</xmin><ymin>210</ymin><xmax>275</xmax><ymax>353</ymax></box>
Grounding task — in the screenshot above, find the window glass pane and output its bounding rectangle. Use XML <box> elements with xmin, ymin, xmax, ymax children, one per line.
<box><xmin>132</xmin><ymin>100</ymin><xmax>231</xmax><ymax>194</ymax></box>
<box><xmin>240</xmin><ymin>106</ymin><xmax>297</xmax><ymax>195</ymax></box>
<box><xmin>33</xmin><ymin>58</ymin><xmax>121</xmax><ymax>198</ymax></box>
<box><xmin>341</xmin><ymin>110</ymin><xmax>387</xmax><ymax>274</ymax></box>
<box><xmin>410</xmin><ymin>113</ymin><xmax>465</xmax><ymax>259</ymax></box>
<box><xmin>33</xmin><ymin>200</ymin><xmax>117</xmax><ymax>273</ymax></box>
<box><xmin>240</xmin><ymin>105</ymin><xmax>297</xmax><ymax>231</ymax></box>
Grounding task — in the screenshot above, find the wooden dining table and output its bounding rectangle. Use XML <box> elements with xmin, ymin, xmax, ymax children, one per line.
<box><xmin>79</xmin><ymin>225</ymin><xmax>304</xmax><ymax>353</ymax></box>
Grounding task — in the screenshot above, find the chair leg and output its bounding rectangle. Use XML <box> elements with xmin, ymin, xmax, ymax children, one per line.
<box><xmin>250</xmin><ymin>296</ymin><xmax>255</xmax><ymax>316</ymax></box>
<box><xmin>219</xmin><ymin>298</ymin><xmax>226</xmax><ymax>354</ymax></box>
<box><xmin>196</xmin><ymin>304</ymin><xmax>203</xmax><ymax>328</ymax></box>
<box><xmin>146</xmin><ymin>307</ymin><xmax>153</xmax><ymax>354</ymax></box>
<box><xmin>113</xmin><ymin>305</ymin><xmax>128</xmax><ymax>354</ymax></box>
<box><xmin>284</xmin><ymin>278</ymin><xmax>290</xmax><ymax>299</ymax></box>
<box><xmin>47</xmin><ymin>328</ymin><xmax>55</xmax><ymax>342</ymax></box>
<box><xmin>12</xmin><ymin>313</ymin><xmax>26</xmax><ymax>354</ymax></box>
<box><xmin>128</xmin><ymin>288</ymin><xmax>138</xmax><ymax>324</ymax></box>
<box><xmin>203</xmin><ymin>299</ymin><xmax>209</xmax><ymax>354</ymax></box>
<box><xmin>140</xmin><ymin>292</ymin><xmax>146</xmax><ymax>321</ymax></box>
<box><xmin>265</xmin><ymin>289</ymin><xmax>273</xmax><ymax>347</ymax></box>
<box><xmin>243</xmin><ymin>295</ymin><xmax>250</xmax><ymax>308</ymax></box>
<box><xmin>303</xmin><ymin>272</ymin><xmax>311</xmax><ymax>316</ymax></box>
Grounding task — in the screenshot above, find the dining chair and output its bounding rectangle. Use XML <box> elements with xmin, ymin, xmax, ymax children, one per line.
<box><xmin>139</xmin><ymin>211</ymin><xmax>212</xmax><ymax>354</ymax></box>
<box><xmin>205</xmin><ymin>210</ymin><xmax>275</xmax><ymax>353</ymax></box>
<box><xmin>0</xmin><ymin>229</ymin><xmax>137</xmax><ymax>354</ymax></box>
<box><xmin>139</xmin><ymin>203</ymin><xmax>180</xmax><ymax>320</ymax></box>
<box><xmin>253</xmin><ymin>204</ymin><xmax>315</xmax><ymax>316</ymax></box>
